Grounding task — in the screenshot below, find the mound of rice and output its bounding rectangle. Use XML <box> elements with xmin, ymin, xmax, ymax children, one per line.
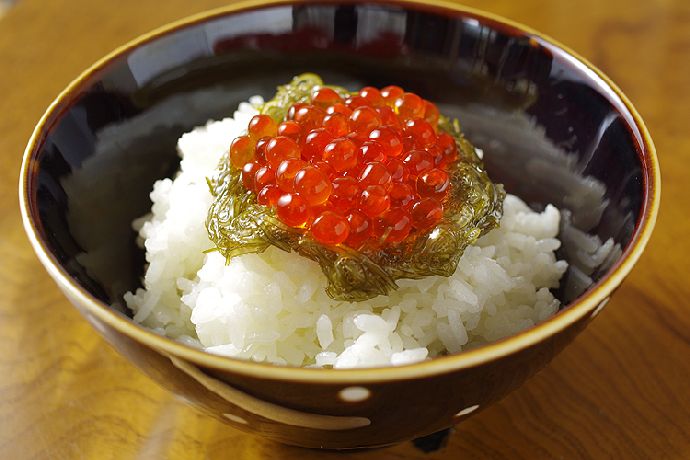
<box><xmin>124</xmin><ymin>97</ymin><xmax>568</xmax><ymax>368</ymax></box>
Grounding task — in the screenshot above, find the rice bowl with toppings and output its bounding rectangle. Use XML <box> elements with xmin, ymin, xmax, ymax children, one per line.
<box><xmin>125</xmin><ymin>80</ymin><xmax>568</xmax><ymax>368</ymax></box>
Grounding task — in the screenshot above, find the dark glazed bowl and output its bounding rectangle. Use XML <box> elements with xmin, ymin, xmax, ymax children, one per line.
<box><xmin>19</xmin><ymin>0</ymin><xmax>659</xmax><ymax>449</ymax></box>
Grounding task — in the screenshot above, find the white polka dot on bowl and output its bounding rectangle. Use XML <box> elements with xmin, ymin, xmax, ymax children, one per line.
<box><xmin>338</xmin><ymin>386</ymin><xmax>370</xmax><ymax>402</ymax></box>
<box><xmin>454</xmin><ymin>404</ymin><xmax>480</xmax><ymax>418</ymax></box>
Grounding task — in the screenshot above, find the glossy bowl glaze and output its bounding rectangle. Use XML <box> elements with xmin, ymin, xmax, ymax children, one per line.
<box><xmin>19</xmin><ymin>0</ymin><xmax>659</xmax><ymax>449</ymax></box>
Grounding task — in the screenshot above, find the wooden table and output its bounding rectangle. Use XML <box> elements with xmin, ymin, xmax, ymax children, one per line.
<box><xmin>1</xmin><ymin>0</ymin><xmax>688</xmax><ymax>458</ymax></box>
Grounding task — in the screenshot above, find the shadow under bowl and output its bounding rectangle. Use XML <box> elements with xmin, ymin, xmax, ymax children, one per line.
<box><xmin>19</xmin><ymin>0</ymin><xmax>659</xmax><ymax>449</ymax></box>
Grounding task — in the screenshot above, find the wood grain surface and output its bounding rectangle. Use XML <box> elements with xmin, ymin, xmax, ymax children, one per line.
<box><xmin>1</xmin><ymin>0</ymin><xmax>688</xmax><ymax>458</ymax></box>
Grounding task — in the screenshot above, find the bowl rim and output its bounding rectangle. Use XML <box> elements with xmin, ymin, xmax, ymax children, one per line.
<box><xmin>19</xmin><ymin>0</ymin><xmax>660</xmax><ymax>383</ymax></box>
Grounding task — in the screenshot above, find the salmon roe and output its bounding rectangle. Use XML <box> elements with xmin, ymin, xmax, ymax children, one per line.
<box><xmin>229</xmin><ymin>85</ymin><xmax>458</xmax><ymax>247</ymax></box>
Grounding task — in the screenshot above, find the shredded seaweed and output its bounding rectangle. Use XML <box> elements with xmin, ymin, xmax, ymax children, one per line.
<box><xmin>206</xmin><ymin>74</ymin><xmax>505</xmax><ymax>301</ymax></box>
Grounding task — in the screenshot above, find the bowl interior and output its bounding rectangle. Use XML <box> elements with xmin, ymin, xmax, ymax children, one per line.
<box><xmin>26</xmin><ymin>3</ymin><xmax>645</xmax><ymax>330</ymax></box>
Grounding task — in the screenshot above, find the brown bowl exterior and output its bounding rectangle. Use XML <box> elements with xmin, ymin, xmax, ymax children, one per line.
<box><xmin>20</xmin><ymin>0</ymin><xmax>658</xmax><ymax>449</ymax></box>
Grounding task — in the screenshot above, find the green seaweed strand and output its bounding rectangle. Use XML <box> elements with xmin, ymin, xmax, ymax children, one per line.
<box><xmin>206</xmin><ymin>74</ymin><xmax>505</xmax><ymax>302</ymax></box>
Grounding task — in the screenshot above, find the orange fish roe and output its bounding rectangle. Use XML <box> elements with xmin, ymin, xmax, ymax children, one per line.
<box><xmin>230</xmin><ymin>86</ymin><xmax>459</xmax><ymax>248</ymax></box>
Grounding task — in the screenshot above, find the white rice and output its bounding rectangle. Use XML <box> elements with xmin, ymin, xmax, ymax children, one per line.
<box><xmin>124</xmin><ymin>97</ymin><xmax>568</xmax><ymax>368</ymax></box>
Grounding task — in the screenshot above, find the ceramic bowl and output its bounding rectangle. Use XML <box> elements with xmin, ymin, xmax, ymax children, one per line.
<box><xmin>19</xmin><ymin>0</ymin><xmax>659</xmax><ymax>449</ymax></box>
